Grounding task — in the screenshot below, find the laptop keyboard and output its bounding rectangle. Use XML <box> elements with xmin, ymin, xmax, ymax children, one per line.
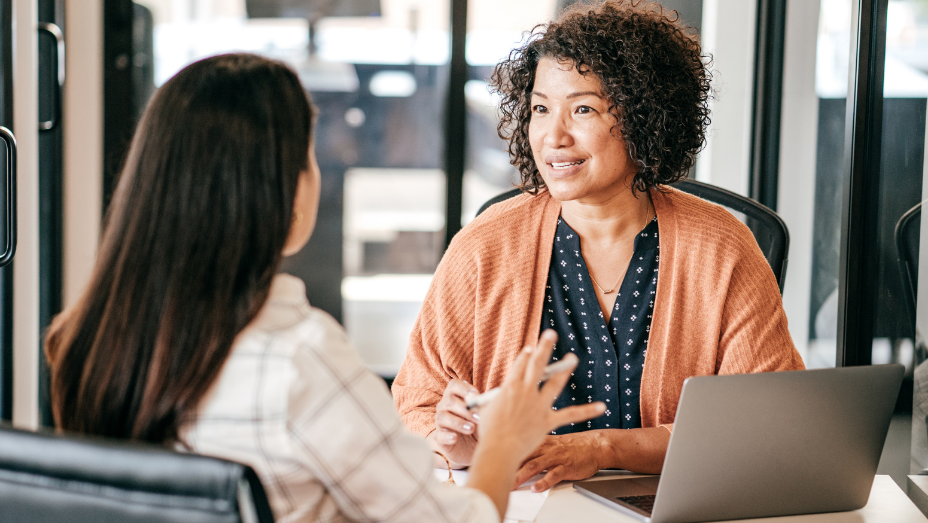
<box><xmin>617</xmin><ymin>495</ymin><xmax>656</xmax><ymax>514</ymax></box>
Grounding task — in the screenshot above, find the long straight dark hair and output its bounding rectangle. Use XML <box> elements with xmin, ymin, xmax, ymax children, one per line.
<box><xmin>46</xmin><ymin>53</ymin><xmax>315</xmax><ymax>443</ymax></box>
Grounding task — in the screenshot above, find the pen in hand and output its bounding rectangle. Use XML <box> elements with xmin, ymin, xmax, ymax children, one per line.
<box><xmin>464</xmin><ymin>357</ymin><xmax>577</xmax><ymax>411</ymax></box>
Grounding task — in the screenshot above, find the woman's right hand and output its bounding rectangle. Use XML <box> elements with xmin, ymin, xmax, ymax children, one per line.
<box><xmin>475</xmin><ymin>330</ymin><xmax>606</xmax><ymax>467</ymax></box>
<box><xmin>429</xmin><ymin>379</ymin><xmax>481</xmax><ymax>468</ymax></box>
<box><xmin>465</xmin><ymin>331</ymin><xmax>605</xmax><ymax>518</ymax></box>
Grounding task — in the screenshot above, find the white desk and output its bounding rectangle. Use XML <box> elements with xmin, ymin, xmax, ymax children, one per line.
<box><xmin>523</xmin><ymin>474</ymin><xmax>926</xmax><ymax>522</ymax></box>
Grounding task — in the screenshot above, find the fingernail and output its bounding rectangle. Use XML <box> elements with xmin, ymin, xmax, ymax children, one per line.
<box><xmin>462</xmin><ymin>423</ymin><xmax>473</xmax><ymax>432</ymax></box>
<box><xmin>472</xmin><ymin>412</ymin><xmax>480</xmax><ymax>421</ymax></box>
<box><xmin>447</xmin><ymin>433</ymin><xmax>456</xmax><ymax>443</ymax></box>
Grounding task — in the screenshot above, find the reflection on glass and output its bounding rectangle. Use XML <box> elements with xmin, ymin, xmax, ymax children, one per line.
<box><xmin>778</xmin><ymin>0</ymin><xmax>856</xmax><ymax>370</ymax></box>
<box><xmin>884</xmin><ymin>0</ymin><xmax>928</xmax><ymax>477</ymax></box>
<box><xmin>876</xmin><ymin>0</ymin><xmax>927</xmax><ymax>371</ymax></box>
<box><xmin>804</xmin><ymin>0</ymin><xmax>928</xmax><ymax>373</ymax></box>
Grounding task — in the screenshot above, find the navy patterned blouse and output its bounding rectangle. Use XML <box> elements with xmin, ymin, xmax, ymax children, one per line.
<box><xmin>542</xmin><ymin>216</ymin><xmax>660</xmax><ymax>434</ymax></box>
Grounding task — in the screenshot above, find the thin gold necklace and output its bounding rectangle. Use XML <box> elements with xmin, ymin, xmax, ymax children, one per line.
<box><xmin>587</xmin><ymin>199</ymin><xmax>652</xmax><ymax>295</ymax></box>
<box><xmin>588</xmin><ymin>271</ymin><xmax>623</xmax><ymax>295</ymax></box>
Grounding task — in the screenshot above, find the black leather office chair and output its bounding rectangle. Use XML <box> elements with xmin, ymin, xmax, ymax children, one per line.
<box><xmin>476</xmin><ymin>179</ymin><xmax>790</xmax><ymax>293</ymax></box>
<box><xmin>895</xmin><ymin>202</ymin><xmax>920</xmax><ymax>322</ymax></box>
<box><xmin>0</xmin><ymin>424</ymin><xmax>274</xmax><ymax>523</ymax></box>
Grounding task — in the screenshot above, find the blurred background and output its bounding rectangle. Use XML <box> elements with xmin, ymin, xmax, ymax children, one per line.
<box><xmin>105</xmin><ymin>0</ymin><xmax>928</xmax><ymax>380</ymax></box>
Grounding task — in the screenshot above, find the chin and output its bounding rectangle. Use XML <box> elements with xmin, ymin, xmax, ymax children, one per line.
<box><xmin>542</xmin><ymin>179</ymin><xmax>591</xmax><ymax>203</ymax></box>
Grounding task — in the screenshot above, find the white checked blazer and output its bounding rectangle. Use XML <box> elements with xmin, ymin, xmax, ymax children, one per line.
<box><xmin>181</xmin><ymin>274</ymin><xmax>497</xmax><ymax>523</ymax></box>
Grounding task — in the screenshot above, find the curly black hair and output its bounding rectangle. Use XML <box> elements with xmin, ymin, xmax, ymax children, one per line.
<box><xmin>491</xmin><ymin>0</ymin><xmax>712</xmax><ymax>194</ymax></box>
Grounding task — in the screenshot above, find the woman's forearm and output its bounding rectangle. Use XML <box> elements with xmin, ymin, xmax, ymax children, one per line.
<box><xmin>466</xmin><ymin>438</ymin><xmax>523</xmax><ymax>519</ymax></box>
<box><xmin>594</xmin><ymin>426</ymin><xmax>671</xmax><ymax>474</ymax></box>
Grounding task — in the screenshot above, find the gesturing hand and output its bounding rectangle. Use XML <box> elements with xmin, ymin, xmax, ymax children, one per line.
<box><xmin>473</xmin><ymin>331</ymin><xmax>606</xmax><ymax>476</ymax></box>
<box><xmin>513</xmin><ymin>432</ymin><xmax>605</xmax><ymax>492</ymax></box>
<box><xmin>429</xmin><ymin>378</ymin><xmax>481</xmax><ymax>468</ymax></box>
<box><xmin>461</xmin><ymin>330</ymin><xmax>607</xmax><ymax>519</ymax></box>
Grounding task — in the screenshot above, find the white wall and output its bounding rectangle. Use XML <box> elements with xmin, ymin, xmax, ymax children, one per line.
<box><xmin>63</xmin><ymin>0</ymin><xmax>102</xmax><ymax>309</ymax></box>
<box><xmin>12</xmin><ymin>0</ymin><xmax>39</xmax><ymax>429</ymax></box>
<box><xmin>697</xmin><ymin>0</ymin><xmax>757</xmax><ymax>196</ymax></box>
<box><xmin>777</xmin><ymin>0</ymin><xmax>822</xmax><ymax>364</ymax></box>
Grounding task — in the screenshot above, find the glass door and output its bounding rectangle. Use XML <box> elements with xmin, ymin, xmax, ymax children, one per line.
<box><xmin>874</xmin><ymin>0</ymin><xmax>928</xmax><ymax>484</ymax></box>
<box><xmin>0</xmin><ymin>0</ymin><xmax>15</xmax><ymax>423</ymax></box>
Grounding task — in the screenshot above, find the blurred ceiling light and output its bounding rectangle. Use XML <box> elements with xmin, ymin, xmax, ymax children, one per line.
<box><xmin>345</xmin><ymin>107</ymin><xmax>366</xmax><ymax>127</ymax></box>
<box><xmin>369</xmin><ymin>70</ymin><xmax>417</xmax><ymax>97</ymax></box>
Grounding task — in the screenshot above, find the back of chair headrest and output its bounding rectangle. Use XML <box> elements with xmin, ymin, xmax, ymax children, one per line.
<box><xmin>0</xmin><ymin>424</ymin><xmax>273</xmax><ymax>523</ymax></box>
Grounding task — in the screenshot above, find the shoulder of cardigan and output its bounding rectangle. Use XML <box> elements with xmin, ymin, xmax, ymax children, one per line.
<box><xmin>448</xmin><ymin>190</ymin><xmax>561</xmax><ymax>251</ymax></box>
<box><xmin>651</xmin><ymin>185</ymin><xmax>759</xmax><ymax>250</ymax></box>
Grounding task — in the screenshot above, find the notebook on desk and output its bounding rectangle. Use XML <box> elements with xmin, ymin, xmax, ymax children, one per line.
<box><xmin>573</xmin><ymin>364</ymin><xmax>904</xmax><ymax>523</ymax></box>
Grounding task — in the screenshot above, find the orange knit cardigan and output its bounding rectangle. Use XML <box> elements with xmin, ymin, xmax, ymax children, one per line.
<box><xmin>393</xmin><ymin>187</ymin><xmax>805</xmax><ymax>436</ymax></box>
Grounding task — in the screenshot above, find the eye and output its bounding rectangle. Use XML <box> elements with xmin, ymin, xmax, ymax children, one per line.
<box><xmin>532</xmin><ymin>104</ymin><xmax>548</xmax><ymax>114</ymax></box>
<box><xmin>576</xmin><ymin>105</ymin><xmax>595</xmax><ymax>114</ymax></box>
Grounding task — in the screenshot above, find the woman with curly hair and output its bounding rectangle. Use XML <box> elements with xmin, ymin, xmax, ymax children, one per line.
<box><xmin>393</xmin><ymin>0</ymin><xmax>804</xmax><ymax>492</ymax></box>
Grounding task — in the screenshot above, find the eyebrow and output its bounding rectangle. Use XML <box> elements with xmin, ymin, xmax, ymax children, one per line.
<box><xmin>529</xmin><ymin>91</ymin><xmax>604</xmax><ymax>100</ymax></box>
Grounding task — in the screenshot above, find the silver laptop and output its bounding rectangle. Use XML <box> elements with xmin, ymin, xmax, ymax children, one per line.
<box><xmin>573</xmin><ymin>364</ymin><xmax>904</xmax><ymax>523</ymax></box>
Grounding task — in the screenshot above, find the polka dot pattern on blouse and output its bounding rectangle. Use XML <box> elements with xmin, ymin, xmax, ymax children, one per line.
<box><xmin>541</xmin><ymin>215</ymin><xmax>659</xmax><ymax>434</ymax></box>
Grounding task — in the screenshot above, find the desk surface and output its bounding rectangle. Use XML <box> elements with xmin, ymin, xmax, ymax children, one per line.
<box><xmin>523</xmin><ymin>474</ymin><xmax>925</xmax><ymax>523</ymax></box>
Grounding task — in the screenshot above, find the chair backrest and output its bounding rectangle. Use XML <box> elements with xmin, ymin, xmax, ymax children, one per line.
<box><xmin>895</xmin><ymin>202</ymin><xmax>920</xmax><ymax>321</ymax></box>
<box><xmin>475</xmin><ymin>180</ymin><xmax>790</xmax><ymax>293</ymax></box>
<box><xmin>0</xmin><ymin>424</ymin><xmax>275</xmax><ymax>523</ymax></box>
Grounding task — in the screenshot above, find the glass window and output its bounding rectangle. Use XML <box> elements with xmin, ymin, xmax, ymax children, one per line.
<box><xmin>315</xmin><ymin>2</ymin><xmax>451</xmax><ymax>375</ymax></box>
<box><xmin>133</xmin><ymin>0</ymin><xmax>450</xmax><ymax>377</ymax></box>
<box><xmin>462</xmin><ymin>0</ymin><xmax>558</xmax><ymax>223</ymax></box>
<box><xmin>881</xmin><ymin>0</ymin><xmax>928</xmax><ymax>481</ymax></box>
<box><xmin>776</xmin><ymin>0</ymin><xmax>853</xmax><ymax>369</ymax></box>
<box><xmin>787</xmin><ymin>0</ymin><xmax>926</xmax><ymax>375</ymax></box>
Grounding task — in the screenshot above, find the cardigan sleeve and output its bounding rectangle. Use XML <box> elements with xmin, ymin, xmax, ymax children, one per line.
<box><xmin>715</xmin><ymin>231</ymin><xmax>805</xmax><ymax>376</ymax></box>
<box><xmin>653</xmin><ymin>223</ymin><xmax>804</xmax><ymax>434</ymax></box>
<box><xmin>392</xmin><ymin>237</ymin><xmax>480</xmax><ymax>437</ymax></box>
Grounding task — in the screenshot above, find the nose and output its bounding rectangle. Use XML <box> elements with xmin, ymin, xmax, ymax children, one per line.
<box><xmin>542</xmin><ymin>112</ymin><xmax>573</xmax><ymax>149</ymax></box>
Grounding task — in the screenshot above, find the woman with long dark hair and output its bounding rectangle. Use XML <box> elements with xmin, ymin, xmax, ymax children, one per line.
<box><xmin>45</xmin><ymin>53</ymin><xmax>602</xmax><ymax>522</ymax></box>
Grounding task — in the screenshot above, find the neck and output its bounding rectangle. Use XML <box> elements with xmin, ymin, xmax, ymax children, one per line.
<box><xmin>560</xmin><ymin>187</ymin><xmax>652</xmax><ymax>246</ymax></box>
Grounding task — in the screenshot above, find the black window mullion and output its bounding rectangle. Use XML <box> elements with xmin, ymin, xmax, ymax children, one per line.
<box><xmin>749</xmin><ymin>0</ymin><xmax>787</xmax><ymax>211</ymax></box>
<box><xmin>37</xmin><ymin>0</ymin><xmax>65</xmax><ymax>428</ymax></box>
<box><xmin>836</xmin><ymin>0</ymin><xmax>889</xmax><ymax>367</ymax></box>
<box><xmin>443</xmin><ymin>0</ymin><xmax>467</xmax><ymax>249</ymax></box>
<box><xmin>102</xmin><ymin>0</ymin><xmax>135</xmax><ymax>215</ymax></box>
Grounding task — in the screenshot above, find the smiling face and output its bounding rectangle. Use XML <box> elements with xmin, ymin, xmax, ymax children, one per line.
<box><xmin>528</xmin><ymin>57</ymin><xmax>639</xmax><ymax>203</ymax></box>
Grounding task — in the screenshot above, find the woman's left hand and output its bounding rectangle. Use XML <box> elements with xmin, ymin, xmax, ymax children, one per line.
<box><xmin>512</xmin><ymin>431</ymin><xmax>605</xmax><ymax>492</ymax></box>
<box><xmin>513</xmin><ymin>426</ymin><xmax>671</xmax><ymax>492</ymax></box>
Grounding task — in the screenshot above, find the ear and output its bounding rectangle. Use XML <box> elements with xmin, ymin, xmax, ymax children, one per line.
<box><xmin>282</xmin><ymin>151</ymin><xmax>321</xmax><ymax>257</ymax></box>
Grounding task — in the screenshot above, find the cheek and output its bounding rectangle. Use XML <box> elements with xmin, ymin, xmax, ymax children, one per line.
<box><xmin>596</xmin><ymin>131</ymin><xmax>628</xmax><ymax>163</ymax></box>
<box><xmin>527</xmin><ymin>122</ymin><xmax>541</xmax><ymax>151</ymax></box>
